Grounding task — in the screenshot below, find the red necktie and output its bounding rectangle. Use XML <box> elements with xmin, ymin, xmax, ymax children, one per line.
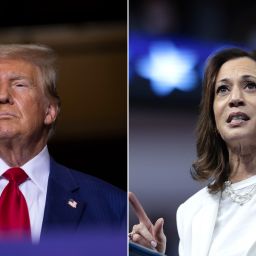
<box><xmin>0</xmin><ymin>167</ymin><xmax>31</xmax><ymax>239</ymax></box>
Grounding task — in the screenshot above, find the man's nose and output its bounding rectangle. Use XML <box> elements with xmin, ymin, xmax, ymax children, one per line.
<box><xmin>0</xmin><ymin>84</ymin><xmax>12</xmax><ymax>104</ymax></box>
<box><xmin>228</xmin><ymin>87</ymin><xmax>245</xmax><ymax>107</ymax></box>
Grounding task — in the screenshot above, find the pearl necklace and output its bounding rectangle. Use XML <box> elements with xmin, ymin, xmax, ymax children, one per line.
<box><xmin>224</xmin><ymin>180</ymin><xmax>256</xmax><ymax>206</ymax></box>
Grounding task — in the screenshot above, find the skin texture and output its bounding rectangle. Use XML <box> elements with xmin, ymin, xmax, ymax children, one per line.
<box><xmin>214</xmin><ymin>57</ymin><xmax>256</xmax><ymax>182</ymax></box>
<box><xmin>0</xmin><ymin>59</ymin><xmax>58</xmax><ymax>167</ymax></box>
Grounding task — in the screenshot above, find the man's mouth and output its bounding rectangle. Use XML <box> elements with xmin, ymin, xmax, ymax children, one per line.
<box><xmin>0</xmin><ymin>112</ymin><xmax>17</xmax><ymax>118</ymax></box>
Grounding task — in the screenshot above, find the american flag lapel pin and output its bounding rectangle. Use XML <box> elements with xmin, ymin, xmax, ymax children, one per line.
<box><xmin>68</xmin><ymin>199</ymin><xmax>78</xmax><ymax>209</ymax></box>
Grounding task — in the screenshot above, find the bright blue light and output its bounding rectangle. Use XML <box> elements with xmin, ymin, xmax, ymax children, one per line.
<box><xmin>135</xmin><ymin>42</ymin><xmax>198</xmax><ymax>96</ymax></box>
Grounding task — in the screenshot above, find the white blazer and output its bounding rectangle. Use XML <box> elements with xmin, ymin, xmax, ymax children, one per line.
<box><xmin>177</xmin><ymin>187</ymin><xmax>220</xmax><ymax>256</ymax></box>
<box><xmin>176</xmin><ymin>187</ymin><xmax>256</xmax><ymax>256</ymax></box>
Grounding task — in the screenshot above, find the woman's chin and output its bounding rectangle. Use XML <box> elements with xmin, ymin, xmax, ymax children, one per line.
<box><xmin>222</xmin><ymin>128</ymin><xmax>255</xmax><ymax>141</ymax></box>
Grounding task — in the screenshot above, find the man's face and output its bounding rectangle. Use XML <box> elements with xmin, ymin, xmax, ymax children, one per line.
<box><xmin>0</xmin><ymin>59</ymin><xmax>57</xmax><ymax>142</ymax></box>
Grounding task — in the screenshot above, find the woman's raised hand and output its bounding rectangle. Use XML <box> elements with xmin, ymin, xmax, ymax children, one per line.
<box><xmin>129</xmin><ymin>192</ymin><xmax>166</xmax><ymax>253</ymax></box>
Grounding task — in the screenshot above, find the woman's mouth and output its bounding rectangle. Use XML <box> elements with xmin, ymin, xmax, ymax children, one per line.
<box><xmin>226</xmin><ymin>112</ymin><xmax>250</xmax><ymax>126</ymax></box>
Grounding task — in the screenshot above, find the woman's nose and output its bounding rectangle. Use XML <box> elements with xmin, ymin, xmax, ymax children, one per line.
<box><xmin>228</xmin><ymin>87</ymin><xmax>245</xmax><ymax>107</ymax></box>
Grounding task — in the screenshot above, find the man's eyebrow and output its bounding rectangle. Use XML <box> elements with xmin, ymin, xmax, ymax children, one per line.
<box><xmin>8</xmin><ymin>74</ymin><xmax>29</xmax><ymax>80</ymax></box>
<box><xmin>7</xmin><ymin>74</ymin><xmax>34</xmax><ymax>84</ymax></box>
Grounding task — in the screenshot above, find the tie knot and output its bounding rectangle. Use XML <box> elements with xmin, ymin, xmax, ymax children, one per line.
<box><xmin>2</xmin><ymin>167</ymin><xmax>28</xmax><ymax>185</ymax></box>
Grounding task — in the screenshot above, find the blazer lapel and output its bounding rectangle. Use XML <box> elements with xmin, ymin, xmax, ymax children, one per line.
<box><xmin>191</xmin><ymin>192</ymin><xmax>221</xmax><ymax>256</ymax></box>
<box><xmin>40</xmin><ymin>159</ymin><xmax>86</xmax><ymax>239</ymax></box>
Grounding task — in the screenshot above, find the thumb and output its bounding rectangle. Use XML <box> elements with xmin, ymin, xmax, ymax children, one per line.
<box><xmin>153</xmin><ymin>218</ymin><xmax>166</xmax><ymax>253</ymax></box>
<box><xmin>154</xmin><ymin>218</ymin><xmax>164</xmax><ymax>237</ymax></box>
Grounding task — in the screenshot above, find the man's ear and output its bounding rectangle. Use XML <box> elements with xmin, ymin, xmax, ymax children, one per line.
<box><xmin>44</xmin><ymin>102</ymin><xmax>58</xmax><ymax>125</ymax></box>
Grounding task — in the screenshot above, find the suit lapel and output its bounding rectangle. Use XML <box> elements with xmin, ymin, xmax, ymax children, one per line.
<box><xmin>191</xmin><ymin>192</ymin><xmax>221</xmax><ymax>256</ymax></box>
<box><xmin>40</xmin><ymin>159</ymin><xmax>86</xmax><ymax>238</ymax></box>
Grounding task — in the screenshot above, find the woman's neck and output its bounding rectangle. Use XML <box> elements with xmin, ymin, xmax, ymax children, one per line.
<box><xmin>228</xmin><ymin>144</ymin><xmax>256</xmax><ymax>183</ymax></box>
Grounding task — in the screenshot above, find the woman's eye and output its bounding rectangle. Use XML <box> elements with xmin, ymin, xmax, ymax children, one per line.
<box><xmin>216</xmin><ymin>85</ymin><xmax>228</xmax><ymax>94</ymax></box>
<box><xmin>245</xmin><ymin>82</ymin><xmax>256</xmax><ymax>90</ymax></box>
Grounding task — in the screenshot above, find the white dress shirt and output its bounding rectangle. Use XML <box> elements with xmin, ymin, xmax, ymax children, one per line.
<box><xmin>0</xmin><ymin>146</ymin><xmax>50</xmax><ymax>243</ymax></box>
<box><xmin>209</xmin><ymin>175</ymin><xmax>256</xmax><ymax>256</ymax></box>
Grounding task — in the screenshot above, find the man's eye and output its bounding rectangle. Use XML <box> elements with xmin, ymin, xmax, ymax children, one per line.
<box><xmin>15</xmin><ymin>84</ymin><xmax>25</xmax><ymax>87</ymax></box>
<box><xmin>216</xmin><ymin>85</ymin><xmax>228</xmax><ymax>94</ymax></box>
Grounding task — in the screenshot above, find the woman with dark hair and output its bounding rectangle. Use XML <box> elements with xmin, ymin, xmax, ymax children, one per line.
<box><xmin>129</xmin><ymin>47</ymin><xmax>256</xmax><ymax>255</ymax></box>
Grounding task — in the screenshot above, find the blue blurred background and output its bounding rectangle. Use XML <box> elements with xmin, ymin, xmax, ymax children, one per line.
<box><xmin>129</xmin><ymin>0</ymin><xmax>256</xmax><ymax>255</ymax></box>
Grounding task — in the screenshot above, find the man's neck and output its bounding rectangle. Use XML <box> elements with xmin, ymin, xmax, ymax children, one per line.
<box><xmin>0</xmin><ymin>138</ymin><xmax>47</xmax><ymax>166</ymax></box>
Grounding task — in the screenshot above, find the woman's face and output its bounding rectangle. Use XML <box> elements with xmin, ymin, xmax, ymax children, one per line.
<box><xmin>213</xmin><ymin>57</ymin><xmax>256</xmax><ymax>146</ymax></box>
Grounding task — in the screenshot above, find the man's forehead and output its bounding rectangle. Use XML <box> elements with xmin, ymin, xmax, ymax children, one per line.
<box><xmin>0</xmin><ymin>71</ymin><xmax>34</xmax><ymax>80</ymax></box>
<box><xmin>0</xmin><ymin>58</ymin><xmax>36</xmax><ymax>68</ymax></box>
<box><xmin>0</xmin><ymin>59</ymin><xmax>38</xmax><ymax>79</ymax></box>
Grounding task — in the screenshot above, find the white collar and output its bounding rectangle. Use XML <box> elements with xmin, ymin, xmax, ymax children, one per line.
<box><xmin>229</xmin><ymin>175</ymin><xmax>256</xmax><ymax>190</ymax></box>
<box><xmin>0</xmin><ymin>146</ymin><xmax>50</xmax><ymax>193</ymax></box>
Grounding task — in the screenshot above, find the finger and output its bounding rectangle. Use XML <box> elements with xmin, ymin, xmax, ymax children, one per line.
<box><xmin>133</xmin><ymin>223</ymin><xmax>156</xmax><ymax>246</ymax></box>
<box><xmin>153</xmin><ymin>218</ymin><xmax>165</xmax><ymax>238</ymax></box>
<box><xmin>132</xmin><ymin>233</ymin><xmax>158</xmax><ymax>250</ymax></box>
<box><xmin>132</xmin><ymin>233</ymin><xmax>151</xmax><ymax>248</ymax></box>
<box><xmin>153</xmin><ymin>218</ymin><xmax>166</xmax><ymax>253</ymax></box>
<box><xmin>129</xmin><ymin>192</ymin><xmax>153</xmax><ymax>229</ymax></box>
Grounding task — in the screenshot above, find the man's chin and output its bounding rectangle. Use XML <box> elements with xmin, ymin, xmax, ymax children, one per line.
<box><xmin>0</xmin><ymin>131</ymin><xmax>19</xmax><ymax>141</ymax></box>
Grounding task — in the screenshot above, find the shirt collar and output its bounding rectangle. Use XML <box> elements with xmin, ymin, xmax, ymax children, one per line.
<box><xmin>0</xmin><ymin>146</ymin><xmax>50</xmax><ymax>193</ymax></box>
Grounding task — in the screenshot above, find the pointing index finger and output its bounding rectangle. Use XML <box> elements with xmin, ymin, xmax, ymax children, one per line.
<box><xmin>129</xmin><ymin>192</ymin><xmax>153</xmax><ymax>230</ymax></box>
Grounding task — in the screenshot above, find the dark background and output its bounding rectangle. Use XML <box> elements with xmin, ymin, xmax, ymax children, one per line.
<box><xmin>0</xmin><ymin>1</ymin><xmax>126</xmax><ymax>27</ymax></box>
<box><xmin>0</xmin><ymin>1</ymin><xmax>127</xmax><ymax>191</ymax></box>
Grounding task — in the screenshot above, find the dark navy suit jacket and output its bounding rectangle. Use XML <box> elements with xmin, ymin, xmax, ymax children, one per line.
<box><xmin>40</xmin><ymin>158</ymin><xmax>127</xmax><ymax>238</ymax></box>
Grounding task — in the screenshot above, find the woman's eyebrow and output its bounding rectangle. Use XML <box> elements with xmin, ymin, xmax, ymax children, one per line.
<box><xmin>241</xmin><ymin>75</ymin><xmax>256</xmax><ymax>80</ymax></box>
<box><xmin>216</xmin><ymin>78</ymin><xmax>231</xmax><ymax>84</ymax></box>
